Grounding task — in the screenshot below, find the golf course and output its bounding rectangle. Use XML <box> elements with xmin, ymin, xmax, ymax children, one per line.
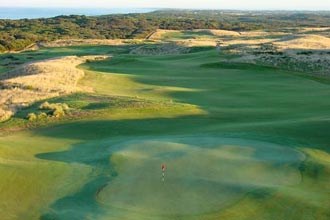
<box><xmin>0</xmin><ymin>41</ymin><xmax>329</xmax><ymax>220</ymax></box>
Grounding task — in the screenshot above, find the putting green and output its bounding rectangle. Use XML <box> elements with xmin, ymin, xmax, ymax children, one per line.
<box><xmin>97</xmin><ymin>136</ymin><xmax>304</xmax><ymax>217</ymax></box>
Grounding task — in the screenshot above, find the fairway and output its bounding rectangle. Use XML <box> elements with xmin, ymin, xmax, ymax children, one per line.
<box><xmin>0</xmin><ymin>45</ymin><xmax>330</xmax><ymax>220</ymax></box>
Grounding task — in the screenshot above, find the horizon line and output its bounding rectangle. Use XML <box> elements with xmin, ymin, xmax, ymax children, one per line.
<box><xmin>0</xmin><ymin>6</ymin><xmax>329</xmax><ymax>11</ymax></box>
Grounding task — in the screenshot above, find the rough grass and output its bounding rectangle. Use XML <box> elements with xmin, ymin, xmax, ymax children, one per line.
<box><xmin>275</xmin><ymin>35</ymin><xmax>330</xmax><ymax>50</ymax></box>
<box><xmin>0</xmin><ymin>55</ymin><xmax>108</xmax><ymax>122</ymax></box>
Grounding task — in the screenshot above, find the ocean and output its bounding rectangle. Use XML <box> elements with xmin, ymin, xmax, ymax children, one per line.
<box><xmin>0</xmin><ymin>7</ymin><xmax>156</xmax><ymax>19</ymax></box>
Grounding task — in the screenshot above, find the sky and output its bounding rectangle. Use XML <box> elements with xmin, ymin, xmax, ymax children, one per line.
<box><xmin>0</xmin><ymin>0</ymin><xmax>329</xmax><ymax>10</ymax></box>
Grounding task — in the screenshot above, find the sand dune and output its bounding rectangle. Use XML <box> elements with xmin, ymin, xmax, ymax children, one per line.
<box><xmin>0</xmin><ymin>55</ymin><xmax>108</xmax><ymax>121</ymax></box>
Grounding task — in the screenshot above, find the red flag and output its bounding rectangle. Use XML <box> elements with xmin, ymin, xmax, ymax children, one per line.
<box><xmin>161</xmin><ymin>164</ymin><xmax>166</xmax><ymax>171</ymax></box>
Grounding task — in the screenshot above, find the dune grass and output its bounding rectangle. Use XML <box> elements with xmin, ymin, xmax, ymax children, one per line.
<box><xmin>0</xmin><ymin>45</ymin><xmax>329</xmax><ymax>220</ymax></box>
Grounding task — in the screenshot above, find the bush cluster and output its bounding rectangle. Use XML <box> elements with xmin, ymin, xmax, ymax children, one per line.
<box><xmin>39</xmin><ymin>102</ymin><xmax>69</xmax><ymax>117</ymax></box>
<box><xmin>26</xmin><ymin>102</ymin><xmax>70</xmax><ymax>121</ymax></box>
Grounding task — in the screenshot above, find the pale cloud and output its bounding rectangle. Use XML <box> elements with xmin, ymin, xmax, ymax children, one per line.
<box><xmin>0</xmin><ymin>0</ymin><xmax>329</xmax><ymax>10</ymax></box>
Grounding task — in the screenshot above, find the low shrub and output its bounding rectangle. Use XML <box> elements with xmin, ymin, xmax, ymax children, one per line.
<box><xmin>37</xmin><ymin>112</ymin><xmax>48</xmax><ymax>119</ymax></box>
<box><xmin>39</xmin><ymin>102</ymin><xmax>70</xmax><ymax>117</ymax></box>
<box><xmin>39</xmin><ymin>101</ymin><xmax>51</xmax><ymax>110</ymax></box>
<box><xmin>27</xmin><ymin>113</ymin><xmax>37</xmax><ymax>121</ymax></box>
<box><xmin>53</xmin><ymin>107</ymin><xmax>65</xmax><ymax>118</ymax></box>
<box><xmin>39</xmin><ymin>102</ymin><xmax>69</xmax><ymax>112</ymax></box>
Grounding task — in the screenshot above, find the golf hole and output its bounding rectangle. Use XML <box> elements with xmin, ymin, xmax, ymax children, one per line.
<box><xmin>97</xmin><ymin>136</ymin><xmax>304</xmax><ymax>216</ymax></box>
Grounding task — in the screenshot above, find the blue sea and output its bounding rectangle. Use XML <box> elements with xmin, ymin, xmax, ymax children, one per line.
<box><xmin>0</xmin><ymin>7</ymin><xmax>157</xmax><ymax>19</ymax></box>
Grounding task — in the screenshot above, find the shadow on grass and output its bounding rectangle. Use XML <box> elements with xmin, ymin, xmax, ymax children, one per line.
<box><xmin>34</xmin><ymin>115</ymin><xmax>211</xmax><ymax>219</ymax></box>
<box><xmin>33</xmin><ymin>111</ymin><xmax>330</xmax><ymax>219</ymax></box>
<box><xmin>37</xmin><ymin>141</ymin><xmax>118</xmax><ymax>220</ymax></box>
<box><xmin>40</xmin><ymin>176</ymin><xmax>110</xmax><ymax>220</ymax></box>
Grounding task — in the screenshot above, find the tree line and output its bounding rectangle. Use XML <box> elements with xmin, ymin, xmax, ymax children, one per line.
<box><xmin>0</xmin><ymin>10</ymin><xmax>329</xmax><ymax>52</ymax></box>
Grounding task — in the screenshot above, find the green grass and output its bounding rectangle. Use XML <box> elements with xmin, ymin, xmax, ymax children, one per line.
<box><xmin>95</xmin><ymin>136</ymin><xmax>303</xmax><ymax>218</ymax></box>
<box><xmin>0</xmin><ymin>45</ymin><xmax>330</xmax><ymax>220</ymax></box>
<box><xmin>161</xmin><ymin>30</ymin><xmax>216</xmax><ymax>40</ymax></box>
<box><xmin>0</xmin><ymin>45</ymin><xmax>133</xmax><ymax>72</ymax></box>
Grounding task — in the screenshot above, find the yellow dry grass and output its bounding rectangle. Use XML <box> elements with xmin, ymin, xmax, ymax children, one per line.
<box><xmin>200</xmin><ymin>29</ymin><xmax>240</xmax><ymax>37</ymax></box>
<box><xmin>299</xmin><ymin>27</ymin><xmax>330</xmax><ymax>33</ymax></box>
<box><xmin>225</xmin><ymin>38</ymin><xmax>275</xmax><ymax>46</ymax></box>
<box><xmin>176</xmin><ymin>39</ymin><xmax>218</xmax><ymax>47</ymax></box>
<box><xmin>274</xmin><ymin>35</ymin><xmax>330</xmax><ymax>50</ymax></box>
<box><xmin>239</xmin><ymin>31</ymin><xmax>287</xmax><ymax>37</ymax></box>
<box><xmin>147</xmin><ymin>29</ymin><xmax>181</xmax><ymax>40</ymax></box>
<box><xmin>0</xmin><ymin>55</ymin><xmax>108</xmax><ymax>121</ymax></box>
